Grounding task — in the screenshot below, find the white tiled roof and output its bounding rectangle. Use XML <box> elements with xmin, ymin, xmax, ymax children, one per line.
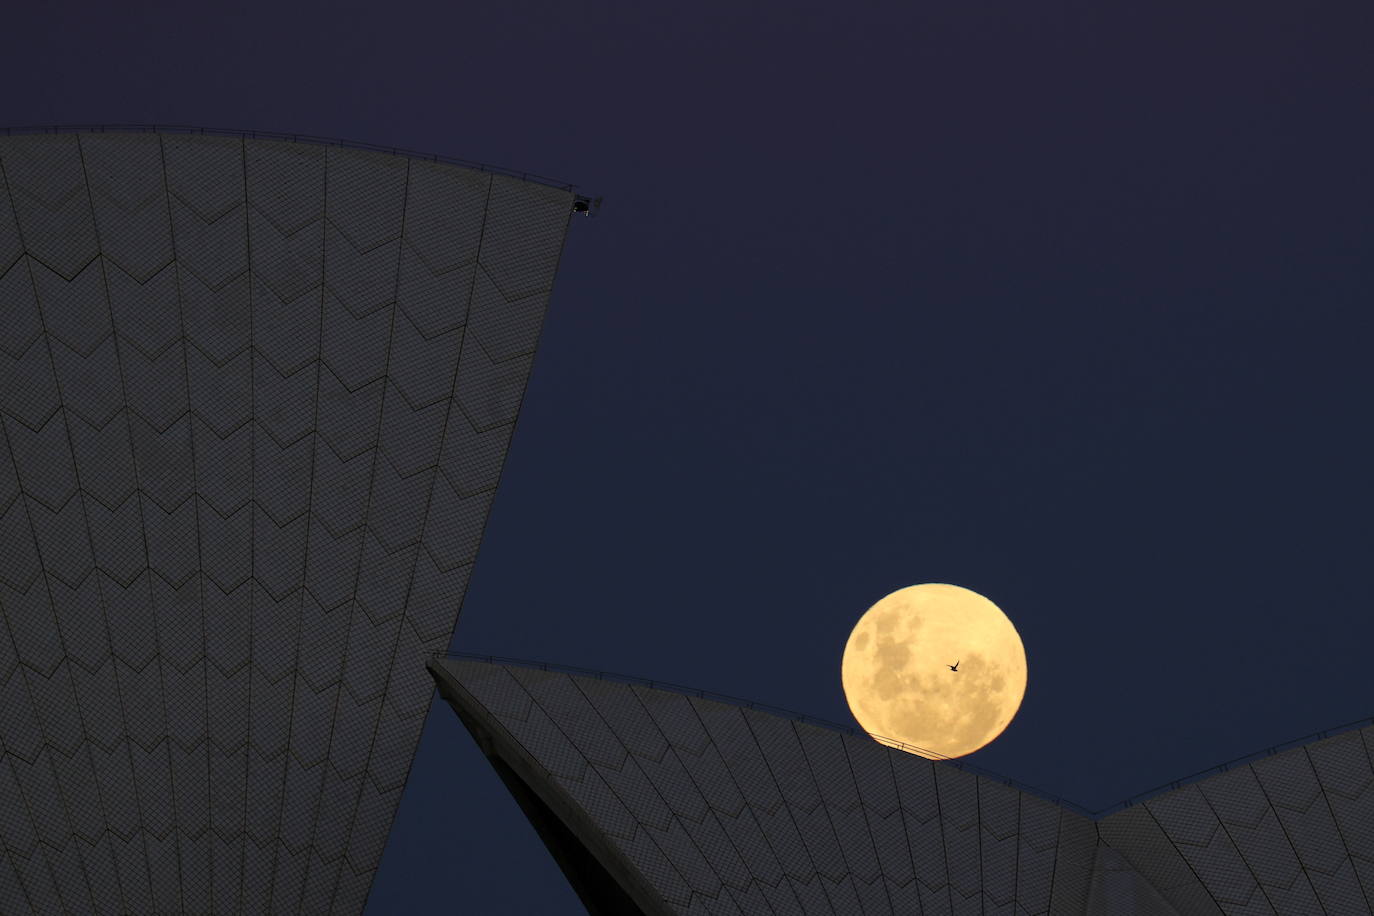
<box><xmin>435</xmin><ymin>656</ymin><xmax>1374</xmax><ymax>914</ymax></box>
<box><xmin>0</xmin><ymin>130</ymin><xmax>575</xmax><ymax>915</ymax></box>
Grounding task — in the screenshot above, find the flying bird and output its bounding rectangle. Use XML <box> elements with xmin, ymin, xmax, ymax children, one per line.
<box><xmin>948</xmin><ymin>660</ymin><xmax>960</xmax><ymax>672</ymax></box>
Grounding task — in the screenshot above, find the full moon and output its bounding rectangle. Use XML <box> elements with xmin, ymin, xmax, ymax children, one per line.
<box><xmin>841</xmin><ymin>583</ymin><xmax>1027</xmax><ymax>758</ymax></box>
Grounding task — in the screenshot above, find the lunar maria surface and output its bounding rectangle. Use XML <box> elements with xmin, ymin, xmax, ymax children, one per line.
<box><xmin>841</xmin><ymin>583</ymin><xmax>1028</xmax><ymax>758</ymax></box>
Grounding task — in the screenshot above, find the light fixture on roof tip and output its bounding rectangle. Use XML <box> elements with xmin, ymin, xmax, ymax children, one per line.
<box><xmin>572</xmin><ymin>195</ymin><xmax>602</xmax><ymax>216</ymax></box>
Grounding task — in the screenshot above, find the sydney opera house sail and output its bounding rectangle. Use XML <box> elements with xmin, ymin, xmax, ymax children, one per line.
<box><xmin>432</xmin><ymin>656</ymin><xmax>1374</xmax><ymax>916</ymax></box>
<box><xmin>431</xmin><ymin>657</ymin><xmax>1103</xmax><ymax>915</ymax></box>
<box><xmin>0</xmin><ymin>129</ymin><xmax>577</xmax><ymax>915</ymax></box>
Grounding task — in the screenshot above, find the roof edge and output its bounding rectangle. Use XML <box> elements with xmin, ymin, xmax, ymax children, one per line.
<box><xmin>0</xmin><ymin>123</ymin><xmax>585</xmax><ymax>195</ymax></box>
<box><xmin>433</xmin><ymin>651</ymin><xmax>1373</xmax><ymax>820</ymax></box>
<box><xmin>432</xmin><ymin>651</ymin><xmax>1095</xmax><ymax>818</ymax></box>
<box><xmin>428</xmin><ymin>659</ymin><xmax>671</xmax><ymax>915</ymax></box>
<box><xmin>1102</xmin><ymin>713</ymin><xmax>1374</xmax><ymax>816</ymax></box>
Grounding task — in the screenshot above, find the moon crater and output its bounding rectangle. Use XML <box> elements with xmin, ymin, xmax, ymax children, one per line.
<box><xmin>841</xmin><ymin>584</ymin><xmax>1027</xmax><ymax>758</ymax></box>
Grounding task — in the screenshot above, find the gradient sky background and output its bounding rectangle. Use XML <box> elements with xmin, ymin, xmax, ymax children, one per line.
<box><xmin>5</xmin><ymin>0</ymin><xmax>1373</xmax><ymax>910</ymax></box>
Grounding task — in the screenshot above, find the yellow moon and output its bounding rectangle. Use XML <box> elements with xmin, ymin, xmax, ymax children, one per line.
<box><xmin>841</xmin><ymin>583</ymin><xmax>1027</xmax><ymax>758</ymax></box>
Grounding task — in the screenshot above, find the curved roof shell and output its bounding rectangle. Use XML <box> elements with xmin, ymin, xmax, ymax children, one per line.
<box><xmin>432</xmin><ymin>656</ymin><xmax>1374</xmax><ymax>915</ymax></box>
<box><xmin>432</xmin><ymin>657</ymin><xmax>1104</xmax><ymax>914</ymax></box>
<box><xmin>0</xmin><ymin>130</ymin><xmax>576</xmax><ymax>915</ymax></box>
<box><xmin>1098</xmin><ymin>728</ymin><xmax>1374</xmax><ymax>914</ymax></box>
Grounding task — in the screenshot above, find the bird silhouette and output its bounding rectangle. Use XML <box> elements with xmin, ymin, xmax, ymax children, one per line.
<box><xmin>948</xmin><ymin>660</ymin><xmax>960</xmax><ymax>672</ymax></box>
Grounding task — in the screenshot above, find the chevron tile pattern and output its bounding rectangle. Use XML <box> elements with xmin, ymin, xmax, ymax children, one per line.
<box><xmin>0</xmin><ymin>131</ymin><xmax>574</xmax><ymax>915</ymax></box>
<box><xmin>1084</xmin><ymin>843</ymin><xmax>1184</xmax><ymax>914</ymax></box>
<box><xmin>435</xmin><ymin>658</ymin><xmax>1374</xmax><ymax>915</ymax></box>
<box><xmin>432</xmin><ymin>658</ymin><xmax>1102</xmax><ymax>915</ymax></box>
<box><xmin>1099</xmin><ymin>727</ymin><xmax>1374</xmax><ymax>915</ymax></box>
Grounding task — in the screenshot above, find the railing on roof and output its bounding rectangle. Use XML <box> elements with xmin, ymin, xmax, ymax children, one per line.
<box><xmin>432</xmin><ymin>650</ymin><xmax>1374</xmax><ymax>820</ymax></box>
<box><xmin>430</xmin><ymin>650</ymin><xmax>1097</xmax><ymax>818</ymax></box>
<box><xmin>0</xmin><ymin>123</ymin><xmax>581</xmax><ymax>194</ymax></box>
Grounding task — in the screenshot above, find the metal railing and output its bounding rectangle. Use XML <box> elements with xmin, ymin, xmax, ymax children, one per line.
<box><xmin>432</xmin><ymin>650</ymin><xmax>1373</xmax><ymax>819</ymax></box>
<box><xmin>0</xmin><ymin>123</ymin><xmax>580</xmax><ymax>192</ymax></box>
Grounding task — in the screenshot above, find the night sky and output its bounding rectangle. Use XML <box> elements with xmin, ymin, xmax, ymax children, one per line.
<box><xmin>6</xmin><ymin>1</ymin><xmax>1373</xmax><ymax>910</ymax></box>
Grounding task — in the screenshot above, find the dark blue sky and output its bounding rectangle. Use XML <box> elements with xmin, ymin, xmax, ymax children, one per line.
<box><xmin>7</xmin><ymin>1</ymin><xmax>1373</xmax><ymax>910</ymax></box>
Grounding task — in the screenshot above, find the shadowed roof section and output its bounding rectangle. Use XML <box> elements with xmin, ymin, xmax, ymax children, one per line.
<box><xmin>0</xmin><ymin>130</ymin><xmax>576</xmax><ymax>915</ymax></box>
<box><xmin>433</xmin><ymin>656</ymin><xmax>1374</xmax><ymax>915</ymax></box>
<box><xmin>430</xmin><ymin>656</ymin><xmax>1103</xmax><ymax>915</ymax></box>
